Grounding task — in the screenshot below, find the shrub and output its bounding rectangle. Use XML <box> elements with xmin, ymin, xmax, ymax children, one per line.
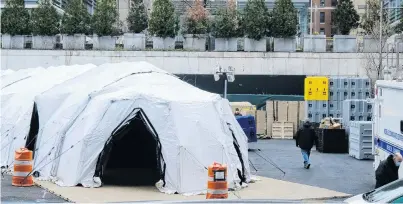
<box><xmin>148</xmin><ymin>0</ymin><xmax>179</xmax><ymax>38</ymax></box>
<box><xmin>127</xmin><ymin>0</ymin><xmax>148</xmax><ymax>33</ymax></box>
<box><xmin>61</xmin><ymin>0</ymin><xmax>92</xmax><ymax>35</ymax></box>
<box><xmin>183</xmin><ymin>0</ymin><xmax>209</xmax><ymax>35</ymax></box>
<box><xmin>242</xmin><ymin>0</ymin><xmax>270</xmax><ymax>40</ymax></box>
<box><xmin>31</xmin><ymin>0</ymin><xmax>60</xmax><ymax>36</ymax></box>
<box><xmin>92</xmin><ymin>0</ymin><xmax>121</xmax><ymax>36</ymax></box>
<box><xmin>1</xmin><ymin>0</ymin><xmax>31</xmax><ymax>35</ymax></box>
<box><xmin>333</xmin><ymin>0</ymin><xmax>359</xmax><ymax>35</ymax></box>
<box><xmin>211</xmin><ymin>0</ymin><xmax>240</xmax><ymax>38</ymax></box>
<box><xmin>271</xmin><ymin>0</ymin><xmax>298</xmax><ymax>38</ymax></box>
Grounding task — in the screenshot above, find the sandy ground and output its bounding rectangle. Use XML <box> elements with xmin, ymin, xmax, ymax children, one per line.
<box><xmin>35</xmin><ymin>176</ymin><xmax>349</xmax><ymax>203</ymax></box>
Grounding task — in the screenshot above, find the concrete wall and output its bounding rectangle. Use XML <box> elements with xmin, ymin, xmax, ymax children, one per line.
<box><xmin>2</xmin><ymin>49</ymin><xmax>400</xmax><ymax>76</ymax></box>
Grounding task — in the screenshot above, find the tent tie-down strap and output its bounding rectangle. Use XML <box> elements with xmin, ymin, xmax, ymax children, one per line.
<box><xmin>18</xmin><ymin>142</ymin><xmax>79</xmax><ymax>185</ymax></box>
<box><xmin>226</xmin><ymin>123</ymin><xmax>246</xmax><ymax>184</ymax></box>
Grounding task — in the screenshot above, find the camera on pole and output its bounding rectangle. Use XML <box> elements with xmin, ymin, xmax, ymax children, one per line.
<box><xmin>214</xmin><ymin>65</ymin><xmax>235</xmax><ymax>99</ymax></box>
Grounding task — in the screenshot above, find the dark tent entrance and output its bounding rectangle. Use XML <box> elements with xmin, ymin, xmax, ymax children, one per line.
<box><xmin>26</xmin><ymin>102</ymin><xmax>39</xmax><ymax>156</ymax></box>
<box><xmin>94</xmin><ymin>109</ymin><xmax>166</xmax><ymax>186</ymax></box>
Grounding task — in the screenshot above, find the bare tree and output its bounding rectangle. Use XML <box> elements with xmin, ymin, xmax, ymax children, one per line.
<box><xmin>360</xmin><ymin>0</ymin><xmax>393</xmax><ymax>83</ymax></box>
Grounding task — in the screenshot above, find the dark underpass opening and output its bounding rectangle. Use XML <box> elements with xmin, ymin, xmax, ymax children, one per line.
<box><xmin>95</xmin><ymin>110</ymin><xmax>162</xmax><ymax>186</ymax></box>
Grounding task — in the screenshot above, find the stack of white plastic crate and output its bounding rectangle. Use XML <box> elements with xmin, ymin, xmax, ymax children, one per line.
<box><xmin>343</xmin><ymin>99</ymin><xmax>373</xmax><ymax>133</ymax></box>
<box><xmin>305</xmin><ymin>77</ymin><xmax>371</xmax><ymax>124</ymax></box>
<box><xmin>349</xmin><ymin>121</ymin><xmax>374</xmax><ymax>160</ymax></box>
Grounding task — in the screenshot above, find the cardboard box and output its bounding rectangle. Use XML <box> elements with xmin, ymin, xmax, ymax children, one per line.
<box><xmin>277</xmin><ymin>101</ymin><xmax>288</xmax><ymax>121</ymax></box>
<box><xmin>256</xmin><ymin>110</ymin><xmax>266</xmax><ymax>135</ymax></box>
<box><xmin>288</xmin><ymin>101</ymin><xmax>299</xmax><ymax>134</ymax></box>
<box><xmin>266</xmin><ymin>101</ymin><xmax>274</xmax><ymax>137</ymax></box>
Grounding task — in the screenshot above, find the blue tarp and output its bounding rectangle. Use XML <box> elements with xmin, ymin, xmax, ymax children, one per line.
<box><xmin>235</xmin><ymin>115</ymin><xmax>257</xmax><ymax>143</ymax></box>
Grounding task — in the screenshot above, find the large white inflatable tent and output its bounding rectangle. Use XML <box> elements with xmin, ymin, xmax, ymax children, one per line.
<box><xmin>0</xmin><ymin>69</ymin><xmax>15</xmax><ymax>77</ymax></box>
<box><xmin>2</xmin><ymin>62</ymin><xmax>251</xmax><ymax>195</ymax></box>
<box><xmin>1</xmin><ymin>67</ymin><xmax>45</xmax><ymax>89</ymax></box>
<box><xmin>0</xmin><ymin>64</ymin><xmax>96</xmax><ymax>168</ymax></box>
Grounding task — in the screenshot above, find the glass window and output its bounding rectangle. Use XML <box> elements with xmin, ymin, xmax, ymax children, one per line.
<box><xmin>320</xmin><ymin>0</ymin><xmax>325</xmax><ymax>7</ymax></box>
<box><xmin>363</xmin><ymin>180</ymin><xmax>403</xmax><ymax>202</ymax></box>
<box><xmin>331</xmin><ymin>0</ymin><xmax>337</xmax><ymax>6</ymax></box>
<box><xmin>320</xmin><ymin>28</ymin><xmax>325</xmax><ymax>35</ymax></box>
<box><xmin>320</xmin><ymin>12</ymin><xmax>325</xmax><ymax>23</ymax></box>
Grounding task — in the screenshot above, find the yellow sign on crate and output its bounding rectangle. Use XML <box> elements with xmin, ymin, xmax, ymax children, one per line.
<box><xmin>304</xmin><ymin>77</ymin><xmax>329</xmax><ymax>100</ymax></box>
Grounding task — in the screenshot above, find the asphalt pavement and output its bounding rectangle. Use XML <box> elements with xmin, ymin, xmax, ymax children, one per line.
<box><xmin>248</xmin><ymin>139</ymin><xmax>375</xmax><ymax>195</ymax></box>
<box><xmin>1</xmin><ymin>175</ymin><xmax>66</xmax><ymax>203</ymax></box>
<box><xmin>1</xmin><ymin>139</ymin><xmax>373</xmax><ymax>202</ymax></box>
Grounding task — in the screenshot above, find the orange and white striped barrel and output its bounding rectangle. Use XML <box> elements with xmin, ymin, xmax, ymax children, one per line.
<box><xmin>206</xmin><ymin>162</ymin><xmax>228</xmax><ymax>199</ymax></box>
<box><xmin>12</xmin><ymin>148</ymin><xmax>34</xmax><ymax>187</ymax></box>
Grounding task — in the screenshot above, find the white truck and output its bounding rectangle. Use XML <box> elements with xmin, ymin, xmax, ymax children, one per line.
<box><xmin>372</xmin><ymin>80</ymin><xmax>403</xmax><ymax>178</ymax></box>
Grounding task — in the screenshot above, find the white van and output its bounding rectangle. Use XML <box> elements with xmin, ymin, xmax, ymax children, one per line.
<box><xmin>372</xmin><ymin>80</ymin><xmax>403</xmax><ymax>178</ymax></box>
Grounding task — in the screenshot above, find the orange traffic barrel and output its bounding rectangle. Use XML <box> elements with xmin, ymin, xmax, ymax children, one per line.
<box><xmin>12</xmin><ymin>148</ymin><xmax>34</xmax><ymax>187</ymax></box>
<box><xmin>206</xmin><ymin>162</ymin><xmax>228</xmax><ymax>199</ymax></box>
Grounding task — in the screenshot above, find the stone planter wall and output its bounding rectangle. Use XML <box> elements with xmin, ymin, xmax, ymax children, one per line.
<box><xmin>1</xmin><ymin>35</ymin><xmax>25</xmax><ymax>49</ymax></box>
<box><xmin>333</xmin><ymin>35</ymin><xmax>357</xmax><ymax>53</ymax></box>
<box><xmin>32</xmin><ymin>36</ymin><xmax>56</xmax><ymax>50</ymax></box>
<box><xmin>153</xmin><ymin>37</ymin><xmax>175</xmax><ymax>50</ymax></box>
<box><xmin>304</xmin><ymin>35</ymin><xmax>326</xmax><ymax>52</ymax></box>
<box><xmin>273</xmin><ymin>38</ymin><xmax>296</xmax><ymax>52</ymax></box>
<box><xmin>183</xmin><ymin>34</ymin><xmax>206</xmax><ymax>51</ymax></box>
<box><xmin>63</xmin><ymin>34</ymin><xmax>86</xmax><ymax>50</ymax></box>
<box><xmin>244</xmin><ymin>38</ymin><xmax>266</xmax><ymax>52</ymax></box>
<box><xmin>123</xmin><ymin>33</ymin><xmax>146</xmax><ymax>50</ymax></box>
<box><xmin>92</xmin><ymin>35</ymin><xmax>117</xmax><ymax>50</ymax></box>
<box><xmin>214</xmin><ymin>38</ymin><xmax>237</xmax><ymax>51</ymax></box>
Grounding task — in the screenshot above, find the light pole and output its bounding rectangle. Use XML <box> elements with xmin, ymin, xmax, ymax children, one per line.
<box><xmin>214</xmin><ymin>65</ymin><xmax>235</xmax><ymax>99</ymax></box>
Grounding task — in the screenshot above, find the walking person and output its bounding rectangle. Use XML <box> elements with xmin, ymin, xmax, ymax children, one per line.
<box><xmin>295</xmin><ymin>118</ymin><xmax>316</xmax><ymax>169</ymax></box>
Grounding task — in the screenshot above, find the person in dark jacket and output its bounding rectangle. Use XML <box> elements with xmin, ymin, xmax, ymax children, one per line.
<box><xmin>234</xmin><ymin>108</ymin><xmax>242</xmax><ymax>116</ymax></box>
<box><xmin>295</xmin><ymin>119</ymin><xmax>316</xmax><ymax>169</ymax></box>
<box><xmin>375</xmin><ymin>152</ymin><xmax>402</xmax><ymax>188</ymax></box>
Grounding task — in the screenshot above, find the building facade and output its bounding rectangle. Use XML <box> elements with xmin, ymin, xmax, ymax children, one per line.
<box><xmin>384</xmin><ymin>0</ymin><xmax>402</xmax><ymax>27</ymax></box>
<box><xmin>349</xmin><ymin>0</ymin><xmax>367</xmax><ymax>35</ymax></box>
<box><xmin>308</xmin><ymin>0</ymin><xmax>337</xmax><ymax>37</ymax></box>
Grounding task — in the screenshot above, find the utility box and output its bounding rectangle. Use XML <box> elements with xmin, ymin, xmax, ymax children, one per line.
<box><xmin>349</xmin><ymin>121</ymin><xmax>374</xmax><ymax>160</ymax></box>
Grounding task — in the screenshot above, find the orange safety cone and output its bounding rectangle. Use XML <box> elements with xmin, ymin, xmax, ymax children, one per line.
<box><xmin>12</xmin><ymin>148</ymin><xmax>34</xmax><ymax>187</ymax></box>
<box><xmin>206</xmin><ymin>162</ymin><xmax>228</xmax><ymax>199</ymax></box>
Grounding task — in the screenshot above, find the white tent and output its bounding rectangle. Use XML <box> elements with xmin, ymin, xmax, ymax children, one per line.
<box><xmin>33</xmin><ymin>62</ymin><xmax>169</xmax><ymax>179</ymax></box>
<box><xmin>0</xmin><ymin>64</ymin><xmax>96</xmax><ymax>168</ymax></box>
<box><xmin>1</xmin><ymin>67</ymin><xmax>45</xmax><ymax>89</ymax></box>
<box><xmin>30</xmin><ymin>62</ymin><xmax>251</xmax><ymax>195</ymax></box>
<box><xmin>0</xmin><ymin>69</ymin><xmax>15</xmax><ymax>77</ymax></box>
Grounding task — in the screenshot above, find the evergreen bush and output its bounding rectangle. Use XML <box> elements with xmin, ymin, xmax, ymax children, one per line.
<box><xmin>333</xmin><ymin>0</ymin><xmax>359</xmax><ymax>35</ymax></box>
<box><xmin>92</xmin><ymin>0</ymin><xmax>120</xmax><ymax>36</ymax></box>
<box><xmin>148</xmin><ymin>0</ymin><xmax>179</xmax><ymax>38</ymax></box>
<box><xmin>1</xmin><ymin>0</ymin><xmax>31</xmax><ymax>35</ymax></box>
<box><xmin>183</xmin><ymin>0</ymin><xmax>209</xmax><ymax>35</ymax></box>
<box><xmin>211</xmin><ymin>0</ymin><xmax>240</xmax><ymax>38</ymax></box>
<box><xmin>271</xmin><ymin>0</ymin><xmax>298</xmax><ymax>38</ymax></box>
<box><xmin>127</xmin><ymin>0</ymin><xmax>148</xmax><ymax>33</ymax></box>
<box><xmin>61</xmin><ymin>0</ymin><xmax>92</xmax><ymax>35</ymax></box>
<box><xmin>242</xmin><ymin>0</ymin><xmax>270</xmax><ymax>40</ymax></box>
<box><xmin>31</xmin><ymin>0</ymin><xmax>60</xmax><ymax>36</ymax></box>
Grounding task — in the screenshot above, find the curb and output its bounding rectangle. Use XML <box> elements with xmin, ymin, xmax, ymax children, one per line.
<box><xmin>301</xmin><ymin>195</ymin><xmax>352</xmax><ymax>201</ymax></box>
